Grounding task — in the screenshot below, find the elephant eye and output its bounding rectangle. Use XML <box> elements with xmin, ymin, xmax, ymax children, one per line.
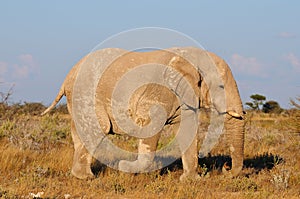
<box><xmin>219</xmin><ymin>85</ymin><xmax>224</xmax><ymax>89</ymax></box>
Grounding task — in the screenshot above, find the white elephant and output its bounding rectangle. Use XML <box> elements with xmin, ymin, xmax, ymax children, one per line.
<box><xmin>42</xmin><ymin>47</ymin><xmax>245</xmax><ymax>180</ymax></box>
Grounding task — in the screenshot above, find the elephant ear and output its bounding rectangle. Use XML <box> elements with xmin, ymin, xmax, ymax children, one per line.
<box><xmin>208</xmin><ymin>52</ymin><xmax>245</xmax><ymax>116</ymax></box>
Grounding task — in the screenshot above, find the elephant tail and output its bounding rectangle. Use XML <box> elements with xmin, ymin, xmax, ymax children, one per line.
<box><xmin>41</xmin><ymin>83</ymin><xmax>65</xmax><ymax>116</ymax></box>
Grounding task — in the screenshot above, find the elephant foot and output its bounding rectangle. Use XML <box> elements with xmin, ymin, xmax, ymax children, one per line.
<box><xmin>119</xmin><ymin>154</ymin><xmax>153</xmax><ymax>173</ymax></box>
<box><xmin>179</xmin><ymin>172</ymin><xmax>200</xmax><ymax>182</ymax></box>
<box><xmin>71</xmin><ymin>165</ymin><xmax>95</xmax><ymax>179</ymax></box>
<box><xmin>119</xmin><ymin>159</ymin><xmax>152</xmax><ymax>173</ymax></box>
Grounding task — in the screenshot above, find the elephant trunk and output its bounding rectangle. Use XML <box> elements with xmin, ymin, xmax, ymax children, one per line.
<box><xmin>223</xmin><ymin>116</ymin><xmax>245</xmax><ymax>176</ymax></box>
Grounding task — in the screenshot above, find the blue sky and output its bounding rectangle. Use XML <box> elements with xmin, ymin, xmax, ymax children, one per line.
<box><xmin>0</xmin><ymin>1</ymin><xmax>299</xmax><ymax>108</ymax></box>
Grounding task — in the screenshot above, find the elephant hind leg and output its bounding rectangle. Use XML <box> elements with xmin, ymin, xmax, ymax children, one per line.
<box><xmin>70</xmin><ymin>121</ymin><xmax>94</xmax><ymax>179</ymax></box>
<box><xmin>119</xmin><ymin>133</ymin><xmax>161</xmax><ymax>173</ymax></box>
<box><xmin>71</xmin><ymin>144</ymin><xmax>94</xmax><ymax>179</ymax></box>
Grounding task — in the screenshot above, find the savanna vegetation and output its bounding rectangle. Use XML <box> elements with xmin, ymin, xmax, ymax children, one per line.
<box><xmin>0</xmin><ymin>93</ymin><xmax>299</xmax><ymax>198</ymax></box>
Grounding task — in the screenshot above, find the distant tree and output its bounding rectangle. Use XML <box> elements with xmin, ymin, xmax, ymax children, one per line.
<box><xmin>245</xmin><ymin>102</ymin><xmax>255</xmax><ymax>110</ymax></box>
<box><xmin>245</xmin><ymin>94</ymin><xmax>266</xmax><ymax>110</ymax></box>
<box><xmin>262</xmin><ymin>100</ymin><xmax>282</xmax><ymax>114</ymax></box>
<box><xmin>0</xmin><ymin>83</ymin><xmax>14</xmax><ymax>104</ymax></box>
<box><xmin>290</xmin><ymin>97</ymin><xmax>300</xmax><ymax>109</ymax></box>
<box><xmin>288</xmin><ymin>97</ymin><xmax>300</xmax><ymax>134</ymax></box>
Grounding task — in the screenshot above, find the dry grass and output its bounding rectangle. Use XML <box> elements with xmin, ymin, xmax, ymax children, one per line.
<box><xmin>0</xmin><ymin>105</ymin><xmax>299</xmax><ymax>198</ymax></box>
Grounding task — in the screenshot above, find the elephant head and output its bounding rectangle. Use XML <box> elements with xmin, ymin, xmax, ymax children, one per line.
<box><xmin>198</xmin><ymin>51</ymin><xmax>245</xmax><ymax>176</ymax></box>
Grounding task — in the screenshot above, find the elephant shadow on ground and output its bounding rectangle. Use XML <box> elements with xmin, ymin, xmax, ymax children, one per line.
<box><xmin>90</xmin><ymin>153</ymin><xmax>284</xmax><ymax>177</ymax></box>
<box><xmin>159</xmin><ymin>153</ymin><xmax>284</xmax><ymax>176</ymax></box>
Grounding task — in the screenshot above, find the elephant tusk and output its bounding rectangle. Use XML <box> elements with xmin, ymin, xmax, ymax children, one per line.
<box><xmin>226</xmin><ymin>110</ymin><xmax>244</xmax><ymax>120</ymax></box>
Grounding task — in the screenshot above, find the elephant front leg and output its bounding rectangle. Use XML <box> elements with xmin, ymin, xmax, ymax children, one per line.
<box><xmin>180</xmin><ymin>136</ymin><xmax>200</xmax><ymax>181</ymax></box>
<box><xmin>119</xmin><ymin>133</ymin><xmax>160</xmax><ymax>173</ymax></box>
<box><xmin>70</xmin><ymin>121</ymin><xmax>94</xmax><ymax>179</ymax></box>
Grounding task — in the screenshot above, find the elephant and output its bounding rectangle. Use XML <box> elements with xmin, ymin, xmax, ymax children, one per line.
<box><xmin>42</xmin><ymin>47</ymin><xmax>245</xmax><ymax>180</ymax></box>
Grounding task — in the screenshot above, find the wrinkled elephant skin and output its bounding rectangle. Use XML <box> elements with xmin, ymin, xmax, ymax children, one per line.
<box><xmin>42</xmin><ymin>47</ymin><xmax>245</xmax><ymax>180</ymax></box>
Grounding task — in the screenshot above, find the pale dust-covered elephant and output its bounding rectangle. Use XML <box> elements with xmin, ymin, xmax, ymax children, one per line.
<box><xmin>42</xmin><ymin>47</ymin><xmax>245</xmax><ymax>180</ymax></box>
